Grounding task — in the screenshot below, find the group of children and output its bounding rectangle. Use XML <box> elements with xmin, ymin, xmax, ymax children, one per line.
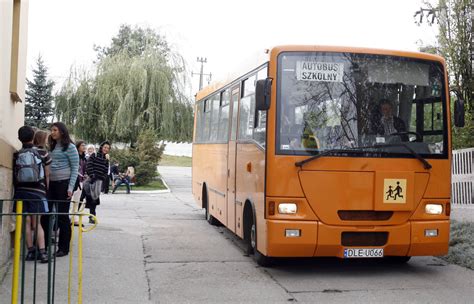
<box><xmin>13</xmin><ymin>123</ymin><xmax>110</xmax><ymax>263</ymax></box>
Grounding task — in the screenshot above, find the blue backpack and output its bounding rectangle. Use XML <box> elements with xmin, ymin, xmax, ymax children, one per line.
<box><xmin>14</xmin><ymin>148</ymin><xmax>44</xmax><ymax>184</ymax></box>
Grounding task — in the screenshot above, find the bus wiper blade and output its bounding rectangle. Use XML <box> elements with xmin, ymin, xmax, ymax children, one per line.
<box><xmin>294</xmin><ymin>143</ymin><xmax>432</xmax><ymax>170</ymax></box>
<box><xmin>295</xmin><ymin>149</ymin><xmax>358</xmax><ymax>168</ymax></box>
<box><xmin>360</xmin><ymin>143</ymin><xmax>432</xmax><ymax>170</ymax></box>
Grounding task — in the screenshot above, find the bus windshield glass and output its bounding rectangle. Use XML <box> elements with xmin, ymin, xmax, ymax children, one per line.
<box><xmin>277</xmin><ymin>52</ymin><xmax>447</xmax><ymax>158</ymax></box>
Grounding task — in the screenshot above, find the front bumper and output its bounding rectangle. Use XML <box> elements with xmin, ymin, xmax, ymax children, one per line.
<box><xmin>265</xmin><ymin>219</ymin><xmax>450</xmax><ymax>257</ymax></box>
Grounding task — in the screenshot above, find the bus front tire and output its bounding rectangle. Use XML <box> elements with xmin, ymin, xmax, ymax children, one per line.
<box><xmin>248</xmin><ymin>220</ymin><xmax>273</xmax><ymax>267</ymax></box>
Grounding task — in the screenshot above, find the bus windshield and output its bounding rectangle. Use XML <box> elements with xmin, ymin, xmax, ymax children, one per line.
<box><xmin>277</xmin><ymin>52</ymin><xmax>447</xmax><ymax>158</ymax></box>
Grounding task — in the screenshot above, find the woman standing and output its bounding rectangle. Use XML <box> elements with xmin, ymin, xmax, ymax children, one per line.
<box><xmin>72</xmin><ymin>141</ymin><xmax>86</xmax><ymax>226</ymax></box>
<box><xmin>41</xmin><ymin>122</ymin><xmax>79</xmax><ymax>257</ymax></box>
<box><xmin>85</xmin><ymin>141</ymin><xmax>110</xmax><ymax>224</ymax></box>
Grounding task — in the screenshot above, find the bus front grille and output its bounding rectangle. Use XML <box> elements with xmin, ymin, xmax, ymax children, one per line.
<box><xmin>341</xmin><ymin>232</ymin><xmax>388</xmax><ymax>246</ymax></box>
<box><xmin>338</xmin><ymin>210</ymin><xmax>393</xmax><ymax>221</ymax></box>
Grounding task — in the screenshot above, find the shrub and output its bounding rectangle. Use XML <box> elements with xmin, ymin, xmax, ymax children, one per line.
<box><xmin>109</xmin><ymin>148</ymin><xmax>140</xmax><ymax>172</ymax></box>
<box><xmin>135</xmin><ymin>130</ymin><xmax>165</xmax><ymax>185</ymax></box>
<box><xmin>109</xmin><ymin>130</ymin><xmax>165</xmax><ymax>186</ymax></box>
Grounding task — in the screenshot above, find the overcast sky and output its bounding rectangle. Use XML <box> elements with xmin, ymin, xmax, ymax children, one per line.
<box><xmin>27</xmin><ymin>0</ymin><xmax>439</xmax><ymax>96</ymax></box>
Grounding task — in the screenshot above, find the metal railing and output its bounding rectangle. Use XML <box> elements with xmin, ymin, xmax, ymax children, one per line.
<box><xmin>1</xmin><ymin>199</ymin><xmax>97</xmax><ymax>303</ymax></box>
<box><xmin>452</xmin><ymin>148</ymin><xmax>474</xmax><ymax>204</ymax></box>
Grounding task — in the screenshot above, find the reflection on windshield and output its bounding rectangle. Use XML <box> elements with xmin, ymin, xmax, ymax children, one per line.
<box><xmin>277</xmin><ymin>52</ymin><xmax>446</xmax><ymax>157</ymax></box>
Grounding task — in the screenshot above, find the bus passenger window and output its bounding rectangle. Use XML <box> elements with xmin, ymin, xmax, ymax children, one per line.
<box><xmin>217</xmin><ymin>90</ymin><xmax>230</xmax><ymax>142</ymax></box>
<box><xmin>210</xmin><ymin>95</ymin><xmax>220</xmax><ymax>142</ymax></box>
<box><xmin>203</xmin><ymin>99</ymin><xmax>211</xmax><ymax>142</ymax></box>
<box><xmin>239</xmin><ymin>76</ymin><xmax>256</xmax><ymax>140</ymax></box>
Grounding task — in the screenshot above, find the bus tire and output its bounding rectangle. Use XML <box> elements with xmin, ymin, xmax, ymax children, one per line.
<box><xmin>247</xmin><ymin>211</ymin><xmax>273</xmax><ymax>267</ymax></box>
<box><xmin>203</xmin><ymin>185</ymin><xmax>219</xmax><ymax>226</ymax></box>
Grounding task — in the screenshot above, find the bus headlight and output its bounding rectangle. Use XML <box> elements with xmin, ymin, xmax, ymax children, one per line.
<box><xmin>278</xmin><ymin>203</ymin><xmax>297</xmax><ymax>214</ymax></box>
<box><xmin>425</xmin><ymin>204</ymin><xmax>443</xmax><ymax>215</ymax></box>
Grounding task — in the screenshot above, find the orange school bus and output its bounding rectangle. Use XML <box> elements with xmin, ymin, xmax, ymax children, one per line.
<box><xmin>192</xmin><ymin>45</ymin><xmax>455</xmax><ymax>266</ymax></box>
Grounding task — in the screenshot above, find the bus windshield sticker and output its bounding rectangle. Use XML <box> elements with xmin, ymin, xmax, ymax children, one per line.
<box><xmin>281</xmin><ymin>144</ymin><xmax>290</xmax><ymax>150</ymax></box>
<box><xmin>296</xmin><ymin>61</ymin><xmax>344</xmax><ymax>82</ymax></box>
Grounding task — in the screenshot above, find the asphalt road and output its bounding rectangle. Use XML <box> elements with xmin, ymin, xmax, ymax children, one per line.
<box><xmin>1</xmin><ymin>166</ymin><xmax>473</xmax><ymax>303</ymax></box>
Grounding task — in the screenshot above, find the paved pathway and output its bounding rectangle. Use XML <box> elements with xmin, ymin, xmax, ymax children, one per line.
<box><xmin>1</xmin><ymin>166</ymin><xmax>473</xmax><ymax>303</ymax></box>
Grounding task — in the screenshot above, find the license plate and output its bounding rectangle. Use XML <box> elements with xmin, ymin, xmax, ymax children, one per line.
<box><xmin>344</xmin><ymin>248</ymin><xmax>384</xmax><ymax>258</ymax></box>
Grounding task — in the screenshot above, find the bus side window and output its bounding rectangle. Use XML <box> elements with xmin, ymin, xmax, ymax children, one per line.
<box><xmin>238</xmin><ymin>76</ymin><xmax>256</xmax><ymax>140</ymax></box>
<box><xmin>195</xmin><ymin>102</ymin><xmax>204</xmax><ymax>143</ymax></box>
<box><xmin>203</xmin><ymin>99</ymin><xmax>211</xmax><ymax>142</ymax></box>
<box><xmin>218</xmin><ymin>90</ymin><xmax>230</xmax><ymax>142</ymax></box>
<box><xmin>210</xmin><ymin>94</ymin><xmax>220</xmax><ymax>142</ymax></box>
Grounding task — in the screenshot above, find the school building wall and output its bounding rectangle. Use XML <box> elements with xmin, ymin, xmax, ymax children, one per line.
<box><xmin>0</xmin><ymin>0</ymin><xmax>29</xmax><ymax>279</ymax></box>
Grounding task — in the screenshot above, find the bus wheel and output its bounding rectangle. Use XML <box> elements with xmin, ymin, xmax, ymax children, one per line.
<box><xmin>249</xmin><ymin>219</ymin><xmax>273</xmax><ymax>267</ymax></box>
<box><xmin>203</xmin><ymin>186</ymin><xmax>219</xmax><ymax>226</ymax></box>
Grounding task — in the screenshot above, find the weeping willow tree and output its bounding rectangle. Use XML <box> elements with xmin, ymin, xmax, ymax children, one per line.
<box><xmin>55</xmin><ymin>25</ymin><xmax>194</xmax><ymax>145</ymax></box>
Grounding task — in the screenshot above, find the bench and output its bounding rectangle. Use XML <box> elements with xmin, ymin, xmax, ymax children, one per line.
<box><xmin>115</xmin><ymin>182</ymin><xmax>135</xmax><ymax>190</ymax></box>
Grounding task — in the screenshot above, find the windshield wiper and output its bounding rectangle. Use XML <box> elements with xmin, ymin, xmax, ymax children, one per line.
<box><xmin>295</xmin><ymin>148</ymin><xmax>362</xmax><ymax>167</ymax></box>
<box><xmin>295</xmin><ymin>143</ymin><xmax>432</xmax><ymax>170</ymax></box>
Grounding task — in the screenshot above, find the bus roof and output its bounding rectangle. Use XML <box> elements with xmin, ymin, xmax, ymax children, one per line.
<box><xmin>195</xmin><ymin>45</ymin><xmax>445</xmax><ymax>102</ymax></box>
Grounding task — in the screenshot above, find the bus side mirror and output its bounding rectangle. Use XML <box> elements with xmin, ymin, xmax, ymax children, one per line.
<box><xmin>454</xmin><ymin>98</ymin><xmax>465</xmax><ymax>127</ymax></box>
<box><xmin>256</xmin><ymin>78</ymin><xmax>272</xmax><ymax>111</ymax></box>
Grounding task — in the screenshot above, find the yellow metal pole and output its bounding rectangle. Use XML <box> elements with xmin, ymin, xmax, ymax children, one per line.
<box><xmin>67</xmin><ymin>211</ymin><xmax>76</xmax><ymax>304</ymax></box>
<box><xmin>78</xmin><ymin>214</ymin><xmax>84</xmax><ymax>304</ymax></box>
<box><xmin>11</xmin><ymin>200</ymin><xmax>23</xmax><ymax>304</ymax></box>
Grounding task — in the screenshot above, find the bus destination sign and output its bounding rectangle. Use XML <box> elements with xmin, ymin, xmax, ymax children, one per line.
<box><xmin>296</xmin><ymin>61</ymin><xmax>344</xmax><ymax>82</ymax></box>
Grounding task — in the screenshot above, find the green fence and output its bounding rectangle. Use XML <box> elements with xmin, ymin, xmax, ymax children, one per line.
<box><xmin>0</xmin><ymin>199</ymin><xmax>97</xmax><ymax>304</ymax></box>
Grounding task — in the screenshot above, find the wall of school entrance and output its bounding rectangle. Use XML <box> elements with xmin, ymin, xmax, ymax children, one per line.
<box><xmin>0</xmin><ymin>0</ymin><xmax>29</xmax><ymax>279</ymax></box>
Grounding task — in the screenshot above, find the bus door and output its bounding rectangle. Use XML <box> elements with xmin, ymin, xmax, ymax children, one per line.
<box><xmin>226</xmin><ymin>86</ymin><xmax>240</xmax><ymax>233</ymax></box>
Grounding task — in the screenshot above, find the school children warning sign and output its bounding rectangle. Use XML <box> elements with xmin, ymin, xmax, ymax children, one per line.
<box><xmin>383</xmin><ymin>179</ymin><xmax>407</xmax><ymax>204</ymax></box>
<box><xmin>296</xmin><ymin>61</ymin><xmax>344</xmax><ymax>82</ymax></box>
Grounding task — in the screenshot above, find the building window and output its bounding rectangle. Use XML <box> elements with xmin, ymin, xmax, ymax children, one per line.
<box><xmin>10</xmin><ymin>0</ymin><xmax>22</xmax><ymax>102</ymax></box>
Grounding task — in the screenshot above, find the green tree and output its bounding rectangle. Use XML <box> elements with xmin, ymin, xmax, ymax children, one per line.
<box><xmin>418</xmin><ymin>0</ymin><xmax>473</xmax><ymax>148</ymax></box>
<box><xmin>25</xmin><ymin>56</ymin><xmax>55</xmax><ymax>128</ymax></box>
<box><xmin>55</xmin><ymin>25</ymin><xmax>194</xmax><ymax>145</ymax></box>
<box><xmin>438</xmin><ymin>0</ymin><xmax>473</xmax><ymax>149</ymax></box>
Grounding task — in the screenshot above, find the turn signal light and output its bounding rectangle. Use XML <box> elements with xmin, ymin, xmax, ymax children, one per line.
<box><xmin>268</xmin><ymin>201</ymin><xmax>275</xmax><ymax>215</ymax></box>
<box><xmin>445</xmin><ymin>202</ymin><xmax>451</xmax><ymax>216</ymax></box>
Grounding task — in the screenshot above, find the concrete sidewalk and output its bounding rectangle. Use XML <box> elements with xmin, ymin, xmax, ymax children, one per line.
<box><xmin>0</xmin><ymin>194</ymin><xmax>152</xmax><ymax>303</ymax></box>
<box><xmin>0</xmin><ymin>166</ymin><xmax>194</xmax><ymax>303</ymax></box>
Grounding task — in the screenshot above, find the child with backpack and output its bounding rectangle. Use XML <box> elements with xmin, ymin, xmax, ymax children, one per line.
<box><xmin>13</xmin><ymin>126</ymin><xmax>52</xmax><ymax>263</ymax></box>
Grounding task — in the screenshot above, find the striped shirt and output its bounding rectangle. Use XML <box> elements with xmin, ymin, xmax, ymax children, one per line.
<box><xmin>50</xmin><ymin>143</ymin><xmax>79</xmax><ymax>192</ymax></box>
<box><xmin>86</xmin><ymin>152</ymin><xmax>109</xmax><ymax>181</ymax></box>
<box><xmin>14</xmin><ymin>144</ymin><xmax>52</xmax><ymax>196</ymax></box>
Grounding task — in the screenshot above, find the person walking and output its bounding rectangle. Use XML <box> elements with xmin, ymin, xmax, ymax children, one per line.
<box><xmin>41</xmin><ymin>122</ymin><xmax>79</xmax><ymax>257</ymax></box>
<box><xmin>85</xmin><ymin>141</ymin><xmax>110</xmax><ymax>224</ymax></box>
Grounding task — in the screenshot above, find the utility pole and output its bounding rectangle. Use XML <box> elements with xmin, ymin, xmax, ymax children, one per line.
<box><xmin>192</xmin><ymin>57</ymin><xmax>212</xmax><ymax>91</ymax></box>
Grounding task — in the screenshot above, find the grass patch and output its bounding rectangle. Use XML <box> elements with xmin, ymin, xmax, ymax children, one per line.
<box><xmin>439</xmin><ymin>220</ymin><xmax>474</xmax><ymax>270</ymax></box>
<box><xmin>159</xmin><ymin>154</ymin><xmax>192</xmax><ymax>167</ymax></box>
<box><xmin>132</xmin><ymin>178</ymin><xmax>167</xmax><ymax>191</ymax></box>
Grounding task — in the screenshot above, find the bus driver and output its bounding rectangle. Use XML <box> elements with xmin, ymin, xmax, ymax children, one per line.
<box><xmin>372</xmin><ymin>99</ymin><xmax>407</xmax><ymax>139</ymax></box>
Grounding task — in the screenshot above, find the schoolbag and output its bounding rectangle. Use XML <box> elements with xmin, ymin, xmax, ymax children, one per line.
<box><xmin>14</xmin><ymin>148</ymin><xmax>44</xmax><ymax>184</ymax></box>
